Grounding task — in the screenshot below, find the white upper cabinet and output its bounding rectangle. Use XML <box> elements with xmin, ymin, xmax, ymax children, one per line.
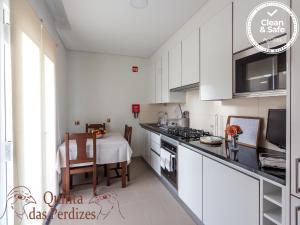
<box><xmin>200</xmin><ymin>3</ymin><xmax>233</xmax><ymax>101</ymax></box>
<box><xmin>155</xmin><ymin>58</ymin><xmax>162</xmax><ymax>103</ymax></box>
<box><xmin>291</xmin><ymin>0</ymin><xmax>300</xmax><ymax>198</ymax></box>
<box><xmin>203</xmin><ymin>157</ymin><xmax>259</xmax><ymax>225</ymax></box>
<box><xmin>233</xmin><ymin>0</ymin><xmax>289</xmax><ymax>53</ymax></box>
<box><xmin>148</xmin><ymin>63</ymin><xmax>156</xmax><ymax>103</ymax></box>
<box><xmin>169</xmin><ymin>42</ymin><xmax>182</xmax><ymax>89</ymax></box>
<box><xmin>178</xmin><ymin>145</ymin><xmax>203</xmax><ymax>220</ymax></box>
<box><xmin>160</xmin><ymin>52</ymin><xmax>185</xmax><ymax>103</ymax></box>
<box><xmin>161</xmin><ymin>53</ymin><xmax>169</xmax><ymax>103</ymax></box>
<box><xmin>148</xmin><ymin>52</ymin><xmax>185</xmax><ymax>104</ymax></box>
<box><xmin>182</xmin><ymin>29</ymin><xmax>200</xmax><ymax>86</ymax></box>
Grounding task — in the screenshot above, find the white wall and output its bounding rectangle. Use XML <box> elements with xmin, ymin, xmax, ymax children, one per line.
<box><xmin>67</xmin><ymin>51</ymin><xmax>152</xmax><ymax>156</ymax></box>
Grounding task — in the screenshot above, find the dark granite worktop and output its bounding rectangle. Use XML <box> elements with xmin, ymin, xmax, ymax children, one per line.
<box><xmin>140</xmin><ymin>123</ymin><xmax>286</xmax><ymax>185</ymax></box>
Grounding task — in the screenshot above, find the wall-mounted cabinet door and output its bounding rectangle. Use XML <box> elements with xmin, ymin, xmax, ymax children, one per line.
<box><xmin>178</xmin><ymin>145</ymin><xmax>203</xmax><ymax>220</ymax></box>
<box><xmin>155</xmin><ymin>58</ymin><xmax>162</xmax><ymax>103</ymax></box>
<box><xmin>233</xmin><ymin>0</ymin><xmax>289</xmax><ymax>53</ymax></box>
<box><xmin>161</xmin><ymin>53</ymin><xmax>169</xmax><ymax>103</ymax></box>
<box><xmin>200</xmin><ymin>3</ymin><xmax>233</xmax><ymax>100</ymax></box>
<box><xmin>291</xmin><ymin>0</ymin><xmax>300</xmax><ymax>198</ymax></box>
<box><xmin>203</xmin><ymin>157</ymin><xmax>259</xmax><ymax>225</ymax></box>
<box><xmin>148</xmin><ymin>63</ymin><xmax>156</xmax><ymax>103</ymax></box>
<box><xmin>169</xmin><ymin>43</ymin><xmax>182</xmax><ymax>89</ymax></box>
<box><xmin>182</xmin><ymin>29</ymin><xmax>200</xmax><ymax>86</ymax></box>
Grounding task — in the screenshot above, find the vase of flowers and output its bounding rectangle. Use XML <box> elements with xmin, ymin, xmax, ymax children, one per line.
<box><xmin>225</xmin><ymin>125</ymin><xmax>243</xmax><ymax>151</ymax></box>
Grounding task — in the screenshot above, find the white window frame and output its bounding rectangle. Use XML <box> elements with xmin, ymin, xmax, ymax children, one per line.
<box><xmin>0</xmin><ymin>1</ymin><xmax>12</xmax><ymax>225</ymax></box>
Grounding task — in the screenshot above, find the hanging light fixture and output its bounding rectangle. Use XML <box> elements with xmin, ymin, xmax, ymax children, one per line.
<box><xmin>130</xmin><ymin>0</ymin><xmax>148</xmax><ymax>9</ymax></box>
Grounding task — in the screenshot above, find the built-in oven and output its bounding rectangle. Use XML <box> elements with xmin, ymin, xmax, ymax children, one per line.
<box><xmin>233</xmin><ymin>36</ymin><xmax>287</xmax><ymax>97</ymax></box>
<box><xmin>160</xmin><ymin>135</ymin><xmax>178</xmax><ymax>190</ymax></box>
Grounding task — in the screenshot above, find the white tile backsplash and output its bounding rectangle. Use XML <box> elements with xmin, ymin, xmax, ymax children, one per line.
<box><xmin>163</xmin><ymin>90</ymin><xmax>286</xmax><ymax>152</ymax></box>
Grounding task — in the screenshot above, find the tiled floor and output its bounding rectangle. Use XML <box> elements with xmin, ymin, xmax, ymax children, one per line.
<box><xmin>50</xmin><ymin>158</ymin><xmax>196</xmax><ymax>225</ymax></box>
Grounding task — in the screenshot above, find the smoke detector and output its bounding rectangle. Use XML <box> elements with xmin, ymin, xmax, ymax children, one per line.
<box><xmin>130</xmin><ymin>0</ymin><xmax>148</xmax><ymax>9</ymax></box>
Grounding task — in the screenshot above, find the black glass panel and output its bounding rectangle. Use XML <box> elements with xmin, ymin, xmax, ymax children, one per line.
<box><xmin>235</xmin><ymin>51</ymin><xmax>286</xmax><ymax>94</ymax></box>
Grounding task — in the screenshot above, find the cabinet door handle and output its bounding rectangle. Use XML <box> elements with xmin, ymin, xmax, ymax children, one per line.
<box><xmin>296</xmin><ymin>206</ymin><xmax>300</xmax><ymax>225</ymax></box>
<box><xmin>296</xmin><ymin>159</ymin><xmax>300</xmax><ymax>193</ymax></box>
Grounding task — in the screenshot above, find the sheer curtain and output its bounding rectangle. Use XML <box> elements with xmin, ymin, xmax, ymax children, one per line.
<box><xmin>11</xmin><ymin>0</ymin><xmax>57</xmax><ymax>224</ymax></box>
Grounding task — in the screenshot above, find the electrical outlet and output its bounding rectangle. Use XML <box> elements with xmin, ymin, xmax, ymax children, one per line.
<box><xmin>75</xmin><ymin>120</ymin><xmax>80</xmax><ymax>126</ymax></box>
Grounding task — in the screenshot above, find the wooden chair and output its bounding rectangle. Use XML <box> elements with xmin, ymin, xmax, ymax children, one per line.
<box><xmin>107</xmin><ymin>125</ymin><xmax>132</xmax><ymax>187</ymax></box>
<box><xmin>86</xmin><ymin>123</ymin><xmax>105</xmax><ymax>133</ymax></box>
<box><xmin>124</xmin><ymin>125</ymin><xmax>132</xmax><ymax>181</ymax></box>
<box><xmin>85</xmin><ymin>123</ymin><xmax>107</xmax><ymax>178</ymax></box>
<box><xmin>62</xmin><ymin>133</ymin><xmax>97</xmax><ymax>197</ymax></box>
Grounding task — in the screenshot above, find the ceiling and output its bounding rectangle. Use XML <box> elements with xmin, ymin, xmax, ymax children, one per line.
<box><xmin>46</xmin><ymin>0</ymin><xmax>207</xmax><ymax>58</ymax></box>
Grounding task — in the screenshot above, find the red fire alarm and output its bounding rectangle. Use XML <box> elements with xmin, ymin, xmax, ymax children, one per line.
<box><xmin>132</xmin><ymin>66</ymin><xmax>138</xmax><ymax>73</ymax></box>
<box><xmin>132</xmin><ymin>104</ymin><xmax>140</xmax><ymax>118</ymax></box>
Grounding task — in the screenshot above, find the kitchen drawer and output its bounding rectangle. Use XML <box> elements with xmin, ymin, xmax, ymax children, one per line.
<box><xmin>151</xmin><ymin>150</ymin><xmax>161</xmax><ymax>176</ymax></box>
<box><xmin>151</xmin><ymin>141</ymin><xmax>160</xmax><ymax>155</ymax></box>
<box><xmin>151</xmin><ymin>132</ymin><xmax>160</xmax><ymax>145</ymax></box>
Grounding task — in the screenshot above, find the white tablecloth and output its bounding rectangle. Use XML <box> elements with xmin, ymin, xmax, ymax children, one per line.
<box><xmin>56</xmin><ymin>133</ymin><xmax>132</xmax><ymax>174</ymax></box>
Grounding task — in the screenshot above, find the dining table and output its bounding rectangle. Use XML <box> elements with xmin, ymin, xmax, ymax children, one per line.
<box><xmin>56</xmin><ymin>132</ymin><xmax>133</xmax><ymax>189</ymax></box>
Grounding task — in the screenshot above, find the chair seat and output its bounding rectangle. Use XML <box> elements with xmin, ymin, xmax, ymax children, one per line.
<box><xmin>70</xmin><ymin>165</ymin><xmax>94</xmax><ymax>175</ymax></box>
<box><xmin>70</xmin><ymin>162</ymin><xmax>93</xmax><ymax>168</ymax></box>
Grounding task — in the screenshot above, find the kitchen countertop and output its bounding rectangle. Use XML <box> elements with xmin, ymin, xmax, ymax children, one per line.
<box><xmin>140</xmin><ymin>123</ymin><xmax>286</xmax><ymax>185</ymax></box>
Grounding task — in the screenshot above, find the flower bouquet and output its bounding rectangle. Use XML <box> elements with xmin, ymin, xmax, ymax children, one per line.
<box><xmin>225</xmin><ymin>125</ymin><xmax>243</xmax><ymax>150</ymax></box>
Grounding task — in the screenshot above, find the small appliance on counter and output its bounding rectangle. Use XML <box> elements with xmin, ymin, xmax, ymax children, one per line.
<box><xmin>167</xmin><ymin>109</ymin><xmax>190</xmax><ymax>128</ymax></box>
<box><xmin>158</xmin><ymin>112</ymin><xmax>168</xmax><ymax>126</ymax></box>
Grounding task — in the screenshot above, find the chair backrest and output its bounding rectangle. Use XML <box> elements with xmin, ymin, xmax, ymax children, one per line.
<box><xmin>86</xmin><ymin>123</ymin><xmax>105</xmax><ymax>133</ymax></box>
<box><xmin>124</xmin><ymin>125</ymin><xmax>132</xmax><ymax>146</ymax></box>
<box><xmin>65</xmin><ymin>133</ymin><xmax>96</xmax><ymax>167</ymax></box>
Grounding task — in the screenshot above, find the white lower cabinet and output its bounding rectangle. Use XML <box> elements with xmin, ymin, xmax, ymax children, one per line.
<box><xmin>291</xmin><ymin>196</ymin><xmax>300</xmax><ymax>225</ymax></box>
<box><xmin>150</xmin><ymin>150</ymin><xmax>161</xmax><ymax>176</ymax></box>
<box><xmin>151</xmin><ymin>132</ymin><xmax>160</xmax><ymax>145</ymax></box>
<box><xmin>143</xmin><ymin>130</ymin><xmax>151</xmax><ymax>165</ymax></box>
<box><xmin>203</xmin><ymin>156</ymin><xmax>259</xmax><ymax>225</ymax></box>
<box><xmin>178</xmin><ymin>145</ymin><xmax>203</xmax><ymax>220</ymax></box>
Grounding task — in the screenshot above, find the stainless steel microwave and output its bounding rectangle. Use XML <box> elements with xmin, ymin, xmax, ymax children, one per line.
<box><xmin>233</xmin><ymin>39</ymin><xmax>287</xmax><ymax>97</ymax></box>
